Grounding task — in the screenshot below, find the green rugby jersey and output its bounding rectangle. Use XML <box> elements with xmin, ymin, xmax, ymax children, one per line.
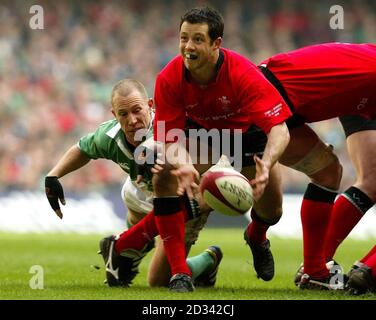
<box><xmin>78</xmin><ymin>119</ymin><xmax>154</xmax><ymax>190</ymax></box>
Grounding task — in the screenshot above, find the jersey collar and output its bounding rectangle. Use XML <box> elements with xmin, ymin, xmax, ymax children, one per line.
<box><xmin>184</xmin><ymin>49</ymin><xmax>225</xmax><ymax>83</ymax></box>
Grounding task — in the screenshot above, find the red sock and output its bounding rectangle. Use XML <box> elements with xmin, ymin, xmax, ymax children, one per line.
<box><xmin>115</xmin><ymin>209</ymin><xmax>158</xmax><ymax>254</ymax></box>
<box><xmin>324</xmin><ymin>187</ymin><xmax>373</xmax><ymax>260</ymax></box>
<box><xmin>246</xmin><ymin>209</ymin><xmax>270</xmax><ymax>244</ymax></box>
<box><xmin>154</xmin><ymin>197</ymin><xmax>191</xmax><ymax>276</ymax></box>
<box><xmin>155</xmin><ymin>210</ymin><xmax>191</xmax><ymax>276</ymax></box>
<box><xmin>324</xmin><ymin>196</ymin><xmax>363</xmax><ymax>259</ymax></box>
<box><xmin>301</xmin><ymin>183</ymin><xmax>337</xmax><ymax>278</ymax></box>
<box><xmin>361</xmin><ymin>245</ymin><xmax>376</xmax><ymax>263</ymax></box>
<box><xmin>363</xmin><ymin>248</ymin><xmax>376</xmax><ymax>278</ymax></box>
<box><xmin>115</xmin><ymin>196</ymin><xmax>194</xmax><ymax>255</ymax></box>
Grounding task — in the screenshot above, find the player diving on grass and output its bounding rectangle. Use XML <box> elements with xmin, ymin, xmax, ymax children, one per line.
<box><xmin>44</xmin><ymin>79</ymin><xmax>223</xmax><ymax>290</ymax></box>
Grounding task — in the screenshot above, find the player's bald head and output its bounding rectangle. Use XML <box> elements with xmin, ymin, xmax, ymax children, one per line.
<box><xmin>111</xmin><ymin>79</ymin><xmax>148</xmax><ymax>108</ymax></box>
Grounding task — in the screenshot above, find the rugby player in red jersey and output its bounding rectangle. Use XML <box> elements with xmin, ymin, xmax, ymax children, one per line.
<box><xmin>261</xmin><ymin>43</ymin><xmax>376</xmax><ymax>121</ymax></box>
<box><xmin>147</xmin><ymin>6</ymin><xmax>292</xmax><ymax>291</ymax></box>
<box><xmin>259</xmin><ymin>43</ymin><xmax>376</xmax><ymax>289</ymax></box>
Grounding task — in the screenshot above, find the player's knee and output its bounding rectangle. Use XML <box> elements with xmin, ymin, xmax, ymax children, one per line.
<box><xmin>311</xmin><ymin>158</ymin><xmax>342</xmax><ymax>190</ymax></box>
<box><xmin>292</xmin><ymin>142</ymin><xmax>342</xmax><ymax>190</ymax></box>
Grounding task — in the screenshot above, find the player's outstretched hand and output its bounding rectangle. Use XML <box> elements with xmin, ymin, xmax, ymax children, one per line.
<box><xmin>136</xmin><ymin>140</ymin><xmax>164</xmax><ymax>183</ymax></box>
<box><xmin>45</xmin><ymin>176</ymin><xmax>65</xmax><ymax>219</ymax></box>
<box><xmin>137</xmin><ymin>156</ymin><xmax>165</xmax><ymax>184</ymax></box>
<box><xmin>171</xmin><ymin>164</ymin><xmax>200</xmax><ymax>199</ymax></box>
<box><xmin>249</xmin><ymin>155</ymin><xmax>270</xmax><ymax>202</ymax></box>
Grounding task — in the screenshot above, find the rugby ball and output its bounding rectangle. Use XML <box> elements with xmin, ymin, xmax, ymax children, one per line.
<box><xmin>200</xmin><ymin>167</ymin><xmax>253</xmax><ymax>216</ymax></box>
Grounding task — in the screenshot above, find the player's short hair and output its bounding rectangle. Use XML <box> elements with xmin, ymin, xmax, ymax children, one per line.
<box><xmin>111</xmin><ymin>79</ymin><xmax>148</xmax><ymax>108</ymax></box>
<box><xmin>180</xmin><ymin>6</ymin><xmax>224</xmax><ymax>42</ymax></box>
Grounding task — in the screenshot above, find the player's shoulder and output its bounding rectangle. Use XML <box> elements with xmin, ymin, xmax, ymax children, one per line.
<box><xmin>97</xmin><ymin>119</ymin><xmax>119</xmax><ymax>131</ymax></box>
<box><xmin>222</xmin><ymin>48</ymin><xmax>256</xmax><ymax>68</ymax></box>
<box><xmin>78</xmin><ymin>119</ymin><xmax>121</xmax><ymax>158</ymax></box>
<box><xmin>222</xmin><ymin>47</ymin><xmax>260</xmax><ymax>77</ymax></box>
<box><xmin>155</xmin><ymin>55</ymin><xmax>184</xmax><ymax>96</ymax></box>
<box><xmin>157</xmin><ymin>54</ymin><xmax>183</xmax><ymax>81</ymax></box>
<box><xmin>95</xmin><ymin>119</ymin><xmax>122</xmax><ymax>140</ymax></box>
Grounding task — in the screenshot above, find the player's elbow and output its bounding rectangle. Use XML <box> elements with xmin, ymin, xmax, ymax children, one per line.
<box><xmin>280</xmin><ymin>122</ymin><xmax>290</xmax><ymax>146</ymax></box>
<box><xmin>270</xmin><ymin>122</ymin><xmax>290</xmax><ymax>149</ymax></box>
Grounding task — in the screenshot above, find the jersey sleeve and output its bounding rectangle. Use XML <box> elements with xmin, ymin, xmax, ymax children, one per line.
<box><xmin>78</xmin><ymin>129</ymin><xmax>111</xmax><ymax>160</ymax></box>
<box><xmin>153</xmin><ymin>74</ymin><xmax>186</xmax><ymax>143</ymax></box>
<box><xmin>238</xmin><ymin>67</ymin><xmax>292</xmax><ymax>133</ymax></box>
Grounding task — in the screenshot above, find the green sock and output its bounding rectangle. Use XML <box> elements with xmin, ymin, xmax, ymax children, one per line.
<box><xmin>186</xmin><ymin>251</ymin><xmax>215</xmax><ymax>280</ymax></box>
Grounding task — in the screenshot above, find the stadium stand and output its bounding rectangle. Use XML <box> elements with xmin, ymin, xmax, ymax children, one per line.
<box><xmin>1</xmin><ymin>0</ymin><xmax>375</xmax><ymax>195</ymax></box>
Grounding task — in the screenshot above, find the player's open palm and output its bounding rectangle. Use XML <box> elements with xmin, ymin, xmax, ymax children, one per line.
<box><xmin>171</xmin><ymin>164</ymin><xmax>200</xmax><ymax>199</ymax></box>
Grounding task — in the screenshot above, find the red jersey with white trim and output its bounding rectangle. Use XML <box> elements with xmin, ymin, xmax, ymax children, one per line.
<box><xmin>154</xmin><ymin>48</ymin><xmax>291</xmax><ymax>141</ymax></box>
<box><xmin>261</xmin><ymin>43</ymin><xmax>376</xmax><ymax>122</ymax></box>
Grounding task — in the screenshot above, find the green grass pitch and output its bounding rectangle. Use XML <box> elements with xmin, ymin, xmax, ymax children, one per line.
<box><xmin>0</xmin><ymin>229</ymin><xmax>375</xmax><ymax>300</ymax></box>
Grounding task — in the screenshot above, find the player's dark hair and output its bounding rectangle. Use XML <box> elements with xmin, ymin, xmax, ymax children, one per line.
<box><xmin>180</xmin><ymin>6</ymin><xmax>224</xmax><ymax>42</ymax></box>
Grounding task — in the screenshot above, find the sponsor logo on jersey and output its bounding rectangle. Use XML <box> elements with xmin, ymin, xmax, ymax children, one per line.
<box><xmin>186</xmin><ymin>103</ymin><xmax>199</xmax><ymax>109</ymax></box>
<box><xmin>357</xmin><ymin>98</ymin><xmax>369</xmax><ymax>110</ymax></box>
<box><xmin>264</xmin><ymin>103</ymin><xmax>282</xmax><ymax>117</ymax></box>
<box><xmin>118</xmin><ymin>162</ymin><xmax>130</xmax><ymax>170</ymax></box>
<box><xmin>218</xmin><ymin>96</ymin><xmax>232</xmax><ymax>111</ymax></box>
<box><xmin>196</xmin><ymin>112</ymin><xmax>237</xmax><ymax>121</ymax></box>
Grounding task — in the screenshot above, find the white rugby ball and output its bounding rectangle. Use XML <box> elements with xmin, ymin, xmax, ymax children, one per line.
<box><xmin>200</xmin><ymin>167</ymin><xmax>253</xmax><ymax>216</ymax></box>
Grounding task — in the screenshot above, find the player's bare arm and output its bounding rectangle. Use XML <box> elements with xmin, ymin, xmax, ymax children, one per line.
<box><xmin>45</xmin><ymin>145</ymin><xmax>91</xmax><ymax>219</ymax></box>
<box><xmin>151</xmin><ymin>142</ymin><xmax>200</xmax><ymax>199</ymax></box>
<box><xmin>250</xmin><ymin>122</ymin><xmax>290</xmax><ymax>201</ymax></box>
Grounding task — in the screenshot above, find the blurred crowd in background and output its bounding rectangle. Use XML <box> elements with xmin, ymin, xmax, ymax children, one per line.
<box><xmin>1</xmin><ymin>0</ymin><xmax>375</xmax><ymax>194</ymax></box>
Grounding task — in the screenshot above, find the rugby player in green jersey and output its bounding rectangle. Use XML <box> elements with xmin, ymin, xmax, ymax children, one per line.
<box><xmin>45</xmin><ymin>79</ymin><xmax>222</xmax><ymax>288</ymax></box>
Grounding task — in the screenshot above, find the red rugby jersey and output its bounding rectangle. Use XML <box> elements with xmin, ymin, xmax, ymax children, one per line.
<box><xmin>261</xmin><ymin>43</ymin><xmax>376</xmax><ymax>122</ymax></box>
<box><xmin>154</xmin><ymin>48</ymin><xmax>291</xmax><ymax>141</ymax></box>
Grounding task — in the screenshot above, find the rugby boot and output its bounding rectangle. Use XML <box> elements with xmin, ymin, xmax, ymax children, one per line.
<box><xmin>346</xmin><ymin>262</ymin><xmax>376</xmax><ymax>295</ymax></box>
<box><xmin>294</xmin><ymin>260</ymin><xmax>342</xmax><ymax>286</ymax></box>
<box><xmin>194</xmin><ymin>246</ymin><xmax>223</xmax><ymax>287</ymax></box>
<box><xmin>244</xmin><ymin>230</ymin><xmax>274</xmax><ymax>281</ymax></box>
<box><xmin>99</xmin><ymin>235</ymin><xmax>154</xmax><ymax>287</ymax></box>
<box><xmin>298</xmin><ymin>270</ymin><xmax>346</xmax><ymax>290</ymax></box>
<box><xmin>168</xmin><ymin>273</ymin><xmax>195</xmax><ymax>292</ymax></box>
